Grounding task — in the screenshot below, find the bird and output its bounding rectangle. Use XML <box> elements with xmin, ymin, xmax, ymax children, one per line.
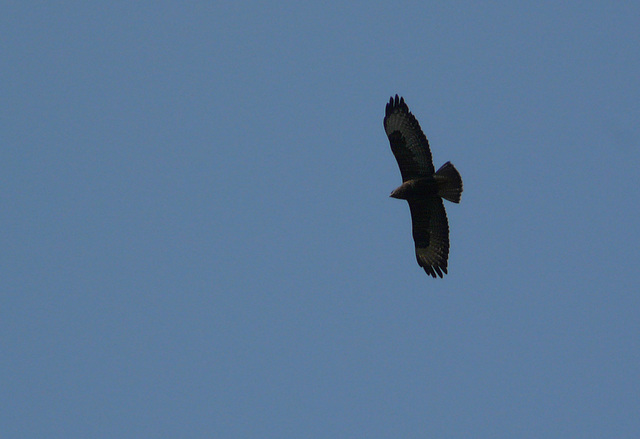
<box><xmin>383</xmin><ymin>95</ymin><xmax>463</xmax><ymax>278</ymax></box>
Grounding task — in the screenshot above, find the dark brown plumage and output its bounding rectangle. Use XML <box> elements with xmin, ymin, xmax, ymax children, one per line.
<box><xmin>384</xmin><ymin>95</ymin><xmax>463</xmax><ymax>278</ymax></box>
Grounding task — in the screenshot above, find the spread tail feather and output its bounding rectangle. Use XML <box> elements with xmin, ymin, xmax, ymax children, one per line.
<box><xmin>435</xmin><ymin>161</ymin><xmax>463</xmax><ymax>203</ymax></box>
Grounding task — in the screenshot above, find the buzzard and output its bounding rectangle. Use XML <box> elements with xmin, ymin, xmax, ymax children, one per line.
<box><xmin>384</xmin><ymin>95</ymin><xmax>463</xmax><ymax>278</ymax></box>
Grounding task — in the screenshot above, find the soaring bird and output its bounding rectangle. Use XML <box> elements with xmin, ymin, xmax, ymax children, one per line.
<box><xmin>384</xmin><ymin>95</ymin><xmax>463</xmax><ymax>278</ymax></box>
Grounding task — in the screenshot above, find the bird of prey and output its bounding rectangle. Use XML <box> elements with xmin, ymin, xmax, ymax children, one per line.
<box><xmin>384</xmin><ymin>95</ymin><xmax>463</xmax><ymax>278</ymax></box>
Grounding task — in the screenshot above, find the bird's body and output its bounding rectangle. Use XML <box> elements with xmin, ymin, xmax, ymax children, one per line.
<box><xmin>383</xmin><ymin>95</ymin><xmax>463</xmax><ymax>278</ymax></box>
<box><xmin>389</xmin><ymin>177</ymin><xmax>438</xmax><ymax>200</ymax></box>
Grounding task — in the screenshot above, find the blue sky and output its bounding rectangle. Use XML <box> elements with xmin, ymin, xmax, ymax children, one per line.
<box><xmin>3</xmin><ymin>1</ymin><xmax>639</xmax><ymax>437</ymax></box>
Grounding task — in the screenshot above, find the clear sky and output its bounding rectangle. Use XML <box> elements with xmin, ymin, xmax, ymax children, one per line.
<box><xmin>3</xmin><ymin>1</ymin><xmax>639</xmax><ymax>438</ymax></box>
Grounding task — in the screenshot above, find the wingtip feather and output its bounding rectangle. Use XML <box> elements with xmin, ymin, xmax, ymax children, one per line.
<box><xmin>385</xmin><ymin>94</ymin><xmax>409</xmax><ymax>118</ymax></box>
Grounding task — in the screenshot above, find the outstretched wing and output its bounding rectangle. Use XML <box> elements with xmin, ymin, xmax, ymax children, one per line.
<box><xmin>408</xmin><ymin>198</ymin><xmax>450</xmax><ymax>278</ymax></box>
<box><xmin>383</xmin><ymin>95</ymin><xmax>435</xmax><ymax>182</ymax></box>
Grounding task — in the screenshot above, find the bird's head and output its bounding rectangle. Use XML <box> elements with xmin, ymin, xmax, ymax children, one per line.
<box><xmin>390</xmin><ymin>183</ymin><xmax>409</xmax><ymax>200</ymax></box>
